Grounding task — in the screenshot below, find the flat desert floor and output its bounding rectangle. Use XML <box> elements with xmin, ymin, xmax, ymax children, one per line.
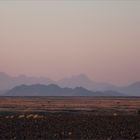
<box><xmin>0</xmin><ymin>97</ymin><xmax>140</xmax><ymax>139</ymax></box>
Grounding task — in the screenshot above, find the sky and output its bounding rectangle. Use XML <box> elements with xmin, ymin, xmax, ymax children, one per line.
<box><xmin>0</xmin><ymin>0</ymin><xmax>140</xmax><ymax>86</ymax></box>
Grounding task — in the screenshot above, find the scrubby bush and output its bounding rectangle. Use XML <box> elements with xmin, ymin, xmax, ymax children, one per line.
<box><xmin>137</xmin><ymin>109</ymin><xmax>140</xmax><ymax>115</ymax></box>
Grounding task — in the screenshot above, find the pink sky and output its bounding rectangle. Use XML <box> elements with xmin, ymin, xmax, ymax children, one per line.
<box><xmin>0</xmin><ymin>0</ymin><xmax>140</xmax><ymax>86</ymax></box>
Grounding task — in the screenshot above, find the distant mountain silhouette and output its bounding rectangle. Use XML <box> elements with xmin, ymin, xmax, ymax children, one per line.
<box><xmin>0</xmin><ymin>72</ymin><xmax>140</xmax><ymax>96</ymax></box>
<box><xmin>118</xmin><ymin>82</ymin><xmax>140</xmax><ymax>96</ymax></box>
<box><xmin>57</xmin><ymin>74</ymin><xmax>117</xmax><ymax>91</ymax></box>
<box><xmin>4</xmin><ymin>84</ymin><xmax>124</xmax><ymax>96</ymax></box>
<box><xmin>0</xmin><ymin>72</ymin><xmax>117</xmax><ymax>92</ymax></box>
<box><xmin>0</xmin><ymin>72</ymin><xmax>54</xmax><ymax>91</ymax></box>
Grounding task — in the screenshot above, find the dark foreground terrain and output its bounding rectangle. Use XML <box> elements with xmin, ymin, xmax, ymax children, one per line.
<box><xmin>0</xmin><ymin>97</ymin><xmax>140</xmax><ymax>140</ymax></box>
<box><xmin>0</xmin><ymin>112</ymin><xmax>140</xmax><ymax>140</ymax></box>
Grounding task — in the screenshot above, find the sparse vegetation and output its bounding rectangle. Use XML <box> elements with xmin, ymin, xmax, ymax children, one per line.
<box><xmin>137</xmin><ymin>109</ymin><xmax>140</xmax><ymax>115</ymax></box>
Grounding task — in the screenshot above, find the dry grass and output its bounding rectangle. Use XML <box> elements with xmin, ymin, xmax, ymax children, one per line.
<box><xmin>0</xmin><ymin>97</ymin><xmax>140</xmax><ymax>114</ymax></box>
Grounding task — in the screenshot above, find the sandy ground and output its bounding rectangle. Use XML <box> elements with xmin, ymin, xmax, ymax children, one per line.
<box><xmin>0</xmin><ymin>97</ymin><xmax>140</xmax><ymax>114</ymax></box>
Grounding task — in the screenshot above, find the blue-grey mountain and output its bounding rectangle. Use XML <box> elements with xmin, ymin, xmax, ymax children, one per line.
<box><xmin>0</xmin><ymin>72</ymin><xmax>140</xmax><ymax>96</ymax></box>
<box><xmin>5</xmin><ymin>84</ymin><xmax>124</xmax><ymax>96</ymax></box>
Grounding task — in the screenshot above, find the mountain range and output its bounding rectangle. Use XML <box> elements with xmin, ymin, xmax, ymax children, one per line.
<box><xmin>5</xmin><ymin>84</ymin><xmax>124</xmax><ymax>97</ymax></box>
<box><xmin>0</xmin><ymin>72</ymin><xmax>140</xmax><ymax>96</ymax></box>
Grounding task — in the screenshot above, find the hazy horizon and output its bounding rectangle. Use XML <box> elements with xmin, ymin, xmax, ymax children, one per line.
<box><xmin>0</xmin><ymin>0</ymin><xmax>140</xmax><ymax>86</ymax></box>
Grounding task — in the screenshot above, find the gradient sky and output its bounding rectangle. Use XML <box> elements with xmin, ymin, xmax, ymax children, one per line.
<box><xmin>0</xmin><ymin>0</ymin><xmax>140</xmax><ymax>86</ymax></box>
